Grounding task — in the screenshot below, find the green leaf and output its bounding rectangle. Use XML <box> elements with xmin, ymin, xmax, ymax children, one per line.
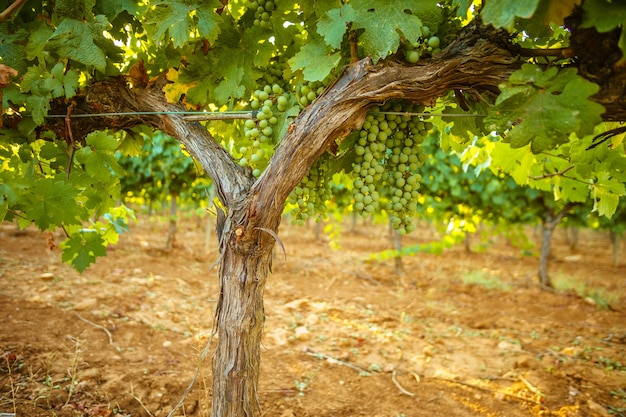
<box><xmin>26</xmin><ymin>178</ymin><xmax>86</xmax><ymax>230</ymax></box>
<box><xmin>54</xmin><ymin>0</ymin><xmax>96</xmax><ymax>20</ymax></box>
<box><xmin>486</xmin><ymin>64</ymin><xmax>605</xmax><ymax>153</ymax></box>
<box><xmin>75</xmin><ymin>131</ymin><xmax>125</xmax><ymax>182</ymax></box>
<box><xmin>117</xmin><ymin>132</ymin><xmax>145</xmax><ymax>156</ymax></box>
<box><xmin>196</xmin><ymin>1</ymin><xmax>224</xmax><ymax>43</ymax></box>
<box><xmin>145</xmin><ymin>1</ymin><xmax>191</xmax><ymax>48</ymax></box>
<box><xmin>25</xmin><ymin>23</ymin><xmax>54</xmax><ymax>62</ymax></box>
<box><xmin>581</xmin><ymin>0</ymin><xmax>626</xmax><ymax>57</ymax></box>
<box><xmin>553</xmin><ymin>176</ymin><xmax>588</xmax><ymax>203</ymax></box>
<box><xmin>351</xmin><ymin>0</ymin><xmax>433</xmax><ymax>62</ymax></box>
<box><xmin>213</xmin><ymin>65</ymin><xmax>246</xmax><ymax>105</ymax></box>
<box><xmin>46</xmin><ymin>18</ymin><xmax>108</xmax><ymax>71</ymax></box>
<box><xmin>288</xmin><ymin>40</ymin><xmax>342</xmax><ymax>82</ymax></box>
<box><xmin>61</xmin><ymin>231</ymin><xmax>107</xmax><ymax>272</ymax></box>
<box><xmin>490</xmin><ymin>141</ymin><xmax>538</xmax><ymax>185</ymax></box>
<box><xmin>43</xmin><ymin>63</ymin><xmax>80</xmax><ymax>98</ymax></box>
<box><xmin>452</xmin><ymin>0</ymin><xmax>474</xmax><ymax>18</ymax></box>
<box><xmin>206</xmin><ymin>25</ymin><xmax>272</xmax><ymax>105</ymax></box>
<box><xmin>481</xmin><ymin>0</ymin><xmax>540</xmax><ymax>30</ymax></box>
<box><xmin>594</xmin><ymin>171</ymin><xmax>625</xmax><ymax>217</ymax></box>
<box><xmin>0</xmin><ymin>28</ymin><xmax>29</xmax><ymax>75</ymax></box>
<box><xmin>581</xmin><ymin>0</ymin><xmax>626</xmax><ymax>32</ymax></box>
<box><xmin>317</xmin><ymin>4</ymin><xmax>356</xmax><ymax>49</ymax></box>
<box><xmin>144</xmin><ymin>0</ymin><xmax>223</xmax><ymax>48</ymax></box>
<box><xmin>25</xmin><ymin>94</ymin><xmax>51</xmax><ymax>125</ymax></box>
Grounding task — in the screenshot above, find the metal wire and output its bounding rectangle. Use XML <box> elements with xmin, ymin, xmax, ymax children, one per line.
<box><xmin>45</xmin><ymin>110</ymin><xmax>257</xmax><ymax>119</ymax></box>
<box><xmin>45</xmin><ymin>110</ymin><xmax>484</xmax><ymax>120</ymax></box>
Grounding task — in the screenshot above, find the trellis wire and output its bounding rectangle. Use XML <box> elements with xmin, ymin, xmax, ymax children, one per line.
<box><xmin>46</xmin><ymin>110</ymin><xmax>485</xmax><ymax>121</ymax></box>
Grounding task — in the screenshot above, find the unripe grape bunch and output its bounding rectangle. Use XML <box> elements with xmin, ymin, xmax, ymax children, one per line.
<box><xmin>240</xmin><ymin>83</ymin><xmax>290</xmax><ymax>177</ymax></box>
<box><xmin>296</xmin><ymin>75</ymin><xmax>332</xmax><ymax>107</ymax></box>
<box><xmin>287</xmin><ymin>153</ymin><xmax>333</xmax><ymax>225</ymax></box>
<box><xmin>249</xmin><ymin>0</ymin><xmax>276</xmax><ymax>29</ymax></box>
<box><xmin>351</xmin><ymin>101</ymin><xmax>432</xmax><ymax>234</ymax></box>
<box><xmin>404</xmin><ymin>25</ymin><xmax>442</xmax><ymax>64</ymax></box>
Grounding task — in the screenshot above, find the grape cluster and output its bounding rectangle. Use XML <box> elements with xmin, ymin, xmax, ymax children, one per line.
<box><xmin>249</xmin><ymin>0</ymin><xmax>276</xmax><ymax>28</ymax></box>
<box><xmin>288</xmin><ymin>154</ymin><xmax>333</xmax><ymax>225</ymax></box>
<box><xmin>240</xmin><ymin>84</ymin><xmax>289</xmax><ymax>177</ymax></box>
<box><xmin>351</xmin><ymin>101</ymin><xmax>432</xmax><ymax>234</ymax></box>
<box><xmin>296</xmin><ymin>77</ymin><xmax>331</xmax><ymax>107</ymax></box>
<box><xmin>260</xmin><ymin>58</ymin><xmax>289</xmax><ymax>91</ymax></box>
<box><xmin>404</xmin><ymin>25</ymin><xmax>441</xmax><ymax>64</ymax></box>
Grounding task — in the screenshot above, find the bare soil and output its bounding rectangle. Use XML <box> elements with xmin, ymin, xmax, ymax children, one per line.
<box><xmin>1</xmin><ymin>215</ymin><xmax>625</xmax><ymax>417</ymax></box>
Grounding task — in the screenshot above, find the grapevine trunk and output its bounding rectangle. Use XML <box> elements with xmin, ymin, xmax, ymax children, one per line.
<box><xmin>539</xmin><ymin>219</ymin><xmax>555</xmax><ymax>288</ymax></box>
<box><xmin>211</xmin><ymin>219</ymin><xmax>274</xmax><ymax>417</ymax></box>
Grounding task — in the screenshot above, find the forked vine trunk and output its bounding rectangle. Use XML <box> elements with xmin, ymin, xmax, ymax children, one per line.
<box><xmin>49</xmin><ymin>22</ymin><xmax>538</xmax><ymax>417</ymax></box>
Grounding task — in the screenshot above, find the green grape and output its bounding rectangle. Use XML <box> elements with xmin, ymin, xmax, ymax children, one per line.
<box><xmin>427</xmin><ymin>36</ymin><xmax>440</xmax><ymax>48</ymax></box>
<box><xmin>350</xmin><ymin>100</ymin><xmax>435</xmax><ymax>232</ymax></box>
<box><xmin>243</xmin><ymin>80</ymin><xmax>294</xmax><ymax>177</ymax></box>
<box><xmin>250</xmin><ymin>0</ymin><xmax>276</xmax><ymax>28</ymax></box>
<box><xmin>405</xmin><ymin>50</ymin><xmax>420</xmax><ymax>64</ymax></box>
<box><xmin>288</xmin><ymin>153</ymin><xmax>334</xmax><ymax>224</ymax></box>
<box><xmin>403</xmin><ymin>26</ymin><xmax>443</xmax><ymax>62</ymax></box>
<box><xmin>296</xmin><ymin>79</ymin><xmax>327</xmax><ymax>107</ymax></box>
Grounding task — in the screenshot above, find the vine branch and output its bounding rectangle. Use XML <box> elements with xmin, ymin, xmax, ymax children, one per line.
<box><xmin>0</xmin><ymin>0</ymin><xmax>26</xmax><ymax>23</ymax></box>
<box><xmin>530</xmin><ymin>165</ymin><xmax>575</xmax><ymax>180</ymax></box>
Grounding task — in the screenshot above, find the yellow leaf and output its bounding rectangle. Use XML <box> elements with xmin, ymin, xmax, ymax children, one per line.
<box><xmin>163</xmin><ymin>68</ymin><xmax>197</xmax><ymax>104</ymax></box>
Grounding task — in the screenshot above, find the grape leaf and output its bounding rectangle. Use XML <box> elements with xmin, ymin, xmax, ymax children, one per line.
<box><xmin>195</xmin><ymin>1</ymin><xmax>224</xmax><ymax>42</ymax></box>
<box><xmin>553</xmin><ymin>175</ymin><xmax>588</xmax><ymax>203</ymax></box>
<box><xmin>452</xmin><ymin>0</ymin><xmax>473</xmax><ymax>19</ymax></box>
<box><xmin>481</xmin><ymin>0</ymin><xmax>540</xmax><ymax>30</ymax></box>
<box><xmin>26</xmin><ymin>177</ymin><xmax>86</xmax><ymax>230</ymax></box>
<box><xmin>317</xmin><ymin>4</ymin><xmax>356</xmax><ymax>49</ymax></box>
<box><xmin>0</xmin><ymin>28</ymin><xmax>29</xmax><ymax>75</ymax></box>
<box><xmin>46</xmin><ymin>18</ymin><xmax>108</xmax><ymax>71</ymax></box>
<box><xmin>75</xmin><ymin>131</ymin><xmax>125</xmax><ymax>183</ymax></box>
<box><xmin>486</xmin><ymin>64</ymin><xmax>605</xmax><ymax>153</ymax></box>
<box><xmin>43</xmin><ymin>63</ymin><xmax>80</xmax><ymax>98</ymax></box>
<box><xmin>143</xmin><ymin>1</ymin><xmax>191</xmax><ymax>48</ymax></box>
<box><xmin>581</xmin><ymin>0</ymin><xmax>626</xmax><ymax>32</ymax></box>
<box><xmin>288</xmin><ymin>40</ymin><xmax>342</xmax><ymax>82</ymax></box>
<box><xmin>213</xmin><ymin>65</ymin><xmax>246</xmax><ymax>105</ymax></box>
<box><xmin>208</xmin><ymin>26</ymin><xmax>272</xmax><ymax>105</ymax></box>
<box><xmin>61</xmin><ymin>231</ymin><xmax>107</xmax><ymax>272</ymax></box>
<box><xmin>163</xmin><ymin>68</ymin><xmax>198</xmax><ymax>104</ymax></box>
<box><xmin>144</xmin><ymin>0</ymin><xmax>223</xmax><ymax>48</ymax></box>
<box><xmin>490</xmin><ymin>141</ymin><xmax>542</xmax><ymax>186</ymax></box>
<box><xmin>581</xmin><ymin>0</ymin><xmax>626</xmax><ymax>56</ymax></box>
<box><xmin>351</xmin><ymin>0</ymin><xmax>429</xmax><ymax>62</ymax></box>
<box><xmin>593</xmin><ymin>171</ymin><xmax>625</xmax><ymax>217</ymax></box>
<box><xmin>54</xmin><ymin>0</ymin><xmax>96</xmax><ymax>20</ymax></box>
<box><xmin>25</xmin><ymin>94</ymin><xmax>51</xmax><ymax>125</ymax></box>
<box><xmin>117</xmin><ymin>131</ymin><xmax>144</xmax><ymax>157</ymax></box>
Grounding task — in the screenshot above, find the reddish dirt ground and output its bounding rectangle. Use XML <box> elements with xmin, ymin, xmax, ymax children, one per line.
<box><xmin>1</xmin><ymin>215</ymin><xmax>625</xmax><ymax>417</ymax></box>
